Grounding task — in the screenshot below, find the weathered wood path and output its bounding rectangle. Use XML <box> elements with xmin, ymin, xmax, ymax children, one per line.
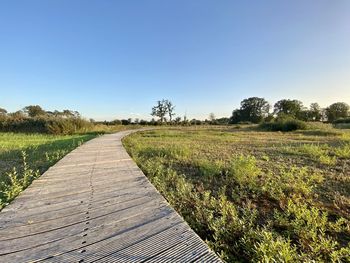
<box><xmin>0</xmin><ymin>130</ymin><xmax>221</xmax><ymax>262</ymax></box>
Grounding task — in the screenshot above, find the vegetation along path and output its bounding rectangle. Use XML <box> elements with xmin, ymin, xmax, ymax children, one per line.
<box><xmin>0</xmin><ymin>130</ymin><xmax>221</xmax><ymax>262</ymax></box>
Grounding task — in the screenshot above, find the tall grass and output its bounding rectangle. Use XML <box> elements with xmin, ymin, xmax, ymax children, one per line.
<box><xmin>0</xmin><ymin>132</ymin><xmax>96</xmax><ymax>209</ymax></box>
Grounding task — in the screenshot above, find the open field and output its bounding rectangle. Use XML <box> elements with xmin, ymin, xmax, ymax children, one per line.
<box><xmin>123</xmin><ymin>125</ymin><xmax>350</xmax><ymax>262</ymax></box>
<box><xmin>0</xmin><ymin>132</ymin><xmax>97</xmax><ymax>209</ymax></box>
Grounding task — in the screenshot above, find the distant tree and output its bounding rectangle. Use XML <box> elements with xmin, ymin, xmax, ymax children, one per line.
<box><xmin>230</xmin><ymin>97</ymin><xmax>270</xmax><ymax>124</ymax></box>
<box><xmin>190</xmin><ymin>119</ymin><xmax>200</xmax><ymax>125</ymax></box>
<box><xmin>240</xmin><ymin>97</ymin><xmax>270</xmax><ymax>123</ymax></box>
<box><xmin>23</xmin><ymin>105</ymin><xmax>46</xmax><ymax>117</ymax></box>
<box><xmin>151</xmin><ymin>99</ymin><xmax>174</xmax><ymax>123</ymax></box>
<box><xmin>165</xmin><ymin>100</ymin><xmax>175</xmax><ymax>122</ymax></box>
<box><xmin>216</xmin><ymin>117</ymin><xmax>230</xmax><ymax>125</ymax></box>
<box><xmin>111</xmin><ymin>119</ymin><xmax>122</xmax><ymax>125</ymax></box>
<box><xmin>230</xmin><ymin>109</ymin><xmax>242</xmax><ymax>124</ymax></box>
<box><xmin>121</xmin><ymin>119</ymin><xmax>130</xmax><ymax>125</ymax></box>
<box><xmin>183</xmin><ymin>113</ymin><xmax>188</xmax><ymax>122</ymax></box>
<box><xmin>139</xmin><ymin>119</ymin><xmax>148</xmax><ymax>125</ymax></box>
<box><xmin>209</xmin><ymin>113</ymin><xmax>216</xmax><ymax>123</ymax></box>
<box><xmin>0</xmin><ymin>107</ymin><xmax>7</xmax><ymax>115</ymax></box>
<box><xmin>9</xmin><ymin>110</ymin><xmax>25</xmax><ymax>119</ymax></box>
<box><xmin>174</xmin><ymin>116</ymin><xmax>182</xmax><ymax>124</ymax></box>
<box><xmin>149</xmin><ymin>118</ymin><xmax>157</xmax><ymax>125</ymax></box>
<box><xmin>62</xmin><ymin>110</ymin><xmax>75</xmax><ymax>117</ymax></box>
<box><xmin>297</xmin><ymin>110</ymin><xmax>309</xmax><ymax>121</ymax></box>
<box><xmin>308</xmin><ymin>103</ymin><xmax>322</xmax><ymax>121</ymax></box>
<box><xmin>45</xmin><ymin>111</ymin><xmax>55</xmax><ymax>116</ymax></box>
<box><xmin>325</xmin><ymin>102</ymin><xmax>349</xmax><ymax>122</ymax></box>
<box><xmin>320</xmin><ymin>108</ymin><xmax>328</xmax><ymax>122</ymax></box>
<box><xmin>273</xmin><ymin>99</ymin><xmax>303</xmax><ymax>118</ymax></box>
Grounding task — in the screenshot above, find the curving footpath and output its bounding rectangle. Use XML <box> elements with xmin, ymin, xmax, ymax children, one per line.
<box><xmin>0</xmin><ymin>130</ymin><xmax>221</xmax><ymax>262</ymax></box>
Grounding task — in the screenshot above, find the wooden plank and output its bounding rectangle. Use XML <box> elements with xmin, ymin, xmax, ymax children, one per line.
<box><xmin>0</xmin><ymin>200</ymin><xmax>167</xmax><ymax>255</ymax></box>
<box><xmin>0</xmin><ymin>195</ymin><xmax>157</xmax><ymax>240</ymax></box>
<box><xmin>1</xmin><ymin>206</ymin><xmax>175</xmax><ymax>262</ymax></box>
<box><xmin>0</xmin><ymin>182</ymin><xmax>155</xmax><ymax>226</ymax></box>
<box><xmin>0</xmin><ymin>130</ymin><xmax>222</xmax><ymax>262</ymax></box>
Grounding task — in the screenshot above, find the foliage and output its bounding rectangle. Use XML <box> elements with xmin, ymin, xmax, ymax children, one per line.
<box><xmin>0</xmin><ymin>105</ymin><xmax>108</xmax><ymax>134</ymax></box>
<box><xmin>259</xmin><ymin>118</ymin><xmax>307</xmax><ymax>132</ymax></box>
<box><xmin>273</xmin><ymin>99</ymin><xmax>304</xmax><ymax>118</ymax></box>
<box><xmin>23</xmin><ymin>105</ymin><xmax>46</xmax><ymax>117</ymax></box>
<box><xmin>308</xmin><ymin>102</ymin><xmax>322</xmax><ymax>121</ymax></box>
<box><xmin>326</xmin><ymin>102</ymin><xmax>350</xmax><ymax>122</ymax></box>
<box><xmin>230</xmin><ymin>98</ymin><xmax>349</xmax><ymax>124</ymax></box>
<box><xmin>230</xmin><ymin>97</ymin><xmax>270</xmax><ymax>124</ymax></box>
<box><xmin>0</xmin><ymin>116</ymin><xmax>93</xmax><ymax>134</ymax></box>
<box><xmin>151</xmin><ymin>99</ymin><xmax>175</xmax><ymax>123</ymax></box>
<box><xmin>334</xmin><ymin>117</ymin><xmax>350</xmax><ymax>124</ymax></box>
<box><xmin>165</xmin><ymin>100</ymin><xmax>176</xmax><ymax>122</ymax></box>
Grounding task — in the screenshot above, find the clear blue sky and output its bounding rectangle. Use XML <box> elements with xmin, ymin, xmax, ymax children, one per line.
<box><xmin>0</xmin><ymin>0</ymin><xmax>349</xmax><ymax>120</ymax></box>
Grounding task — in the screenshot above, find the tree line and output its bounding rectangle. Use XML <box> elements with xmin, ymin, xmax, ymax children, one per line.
<box><xmin>149</xmin><ymin>98</ymin><xmax>350</xmax><ymax>125</ymax></box>
<box><xmin>229</xmin><ymin>97</ymin><xmax>349</xmax><ymax>124</ymax></box>
<box><xmin>1</xmin><ymin>98</ymin><xmax>349</xmax><ymax>134</ymax></box>
<box><xmin>0</xmin><ymin>105</ymin><xmax>91</xmax><ymax>134</ymax></box>
<box><xmin>0</xmin><ymin>105</ymin><xmax>81</xmax><ymax>119</ymax></box>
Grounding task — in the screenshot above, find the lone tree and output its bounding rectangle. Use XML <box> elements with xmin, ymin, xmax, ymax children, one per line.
<box><xmin>325</xmin><ymin>102</ymin><xmax>349</xmax><ymax>122</ymax></box>
<box><xmin>230</xmin><ymin>97</ymin><xmax>270</xmax><ymax>123</ymax></box>
<box><xmin>209</xmin><ymin>113</ymin><xmax>216</xmax><ymax>122</ymax></box>
<box><xmin>151</xmin><ymin>99</ymin><xmax>175</xmax><ymax>123</ymax></box>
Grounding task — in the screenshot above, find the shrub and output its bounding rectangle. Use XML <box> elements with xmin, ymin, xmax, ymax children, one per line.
<box><xmin>0</xmin><ymin>116</ymin><xmax>93</xmax><ymax>134</ymax></box>
<box><xmin>333</xmin><ymin>117</ymin><xmax>350</xmax><ymax>124</ymax></box>
<box><xmin>274</xmin><ymin>200</ymin><xmax>350</xmax><ymax>262</ymax></box>
<box><xmin>259</xmin><ymin>119</ymin><xmax>307</xmax><ymax>132</ymax></box>
<box><xmin>46</xmin><ymin>117</ymin><xmax>93</xmax><ymax>134</ymax></box>
<box><xmin>335</xmin><ymin>123</ymin><xmax>350</xmax><ymax>129</ymax></box>
<box><xmin>253</xmin><ymin>230</ymin><xmax>299</xmax><ymax>262</ymax></box>
<box><xmin>228</xmin><ymin>155</ymin><xmax>260</xmax><ymax>188</ymax></box>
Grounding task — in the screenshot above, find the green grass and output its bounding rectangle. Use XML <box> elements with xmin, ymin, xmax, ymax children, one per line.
<box><xmin>0</xmin><ymin>132</ymin><xmax>96</xmax><ymax>209</ymax></box>
<box><xmin>123</xmin><ymin>126</ymin><xmax>350</xmax><ymax>262</ymax></box>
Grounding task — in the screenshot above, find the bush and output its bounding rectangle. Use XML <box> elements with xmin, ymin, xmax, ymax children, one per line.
<box><xmin>259</xmin><ymin>119</ymin><xmax>307</xmax><ymax>132</ymax></box>
<box><xmin>0</xmin><ymin>117</ymin><xmax>47</xmax><ymax>133</ymax></box>
<box><xmin>333</xmin><ymin>117</ymin><xmax>350</xmax><ymax>124</ymax></box>
<box><xmin>46</xmin><ymin>117</ymin><xmax>93</xmax><ymax>134</ymax></box>
<box><xmin>0</xmin><ymin>116</ymin><xmax>93</xmax><ymax>134</ymax></box>
<box><xmin>335</xmin><ymin>123</ymin><xmax>350</xmax><ymax>129</ymax></box>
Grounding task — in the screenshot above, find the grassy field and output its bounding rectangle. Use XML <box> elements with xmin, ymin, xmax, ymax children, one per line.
<box><xmin>123</xmin><ymin>125</ymin><xmax>350</xmax><ymax>262</ymax></box>
<box><xmin>0</xmin><ymin>132</ymin><xmax>97</xmax><ymax>209</ymax></box>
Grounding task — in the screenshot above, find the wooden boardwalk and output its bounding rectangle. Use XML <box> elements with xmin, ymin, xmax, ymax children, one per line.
<box><xmin>0</xmin><ymin>130</ymin><xmax>221</xmax><ymax>262</ymax></box>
